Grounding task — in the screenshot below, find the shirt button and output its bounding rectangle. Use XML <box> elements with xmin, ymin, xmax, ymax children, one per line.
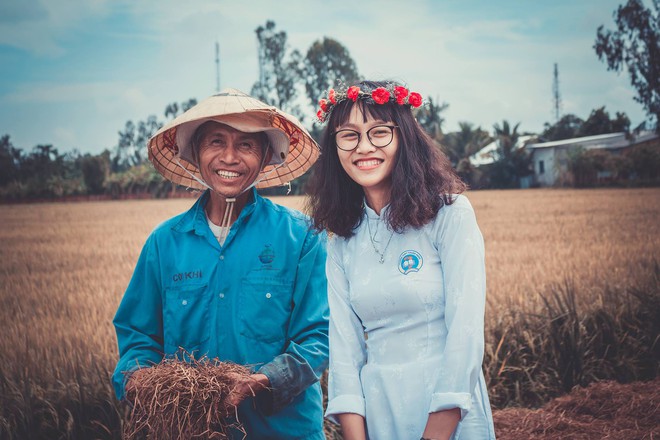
<box><xmin>219</xmin><ymin>293</ymin><xmax>225</xmax><ymax>299</ymax></box>
<box><xmin>182</xmin><ymin>300</ymin><xmax>188</xmax><ymax>306</ymax></box>
<box><xmin>219</xmin><ymin>255</ymin><xmax>225</xmax><ymax>260</ymax></box>
<box><xmin>265</xmin><ymin>292</ymin><xmax>272</xmax><ymax>299</ymax></box>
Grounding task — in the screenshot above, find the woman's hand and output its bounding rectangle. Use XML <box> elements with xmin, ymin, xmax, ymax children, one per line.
<box><xmin>338</xmin><ymin>413</ymin><xmax>367</xmax><ymax>440</ymax></box>
<box><xmin>421</xmin><ymin>407</ymin><xmax>460</xmax><ymax>440</ymax></box>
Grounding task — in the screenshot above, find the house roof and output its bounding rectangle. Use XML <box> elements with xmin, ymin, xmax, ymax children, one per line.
<box><xmin>526</xmin><ymin>132</ymin><xmax>628</xmax><ymax>150</ymax></box>
<box><xmin>466</xmin><ymin>131</ymin><xmax>658</xmax><ymax>167</ymax></box>
<box><xmin>526</xmin><ymin>131</ymin><xmax>659</xmax><ymax>151</ymax></box>
<box><xmin>468</xmin><ymin>135</ymin><xmax>535</xmax><ymax>167</ymax></box>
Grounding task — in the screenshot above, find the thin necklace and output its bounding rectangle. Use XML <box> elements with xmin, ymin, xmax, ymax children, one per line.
<box><xmin>366</xmin><ymin>216</ymin><xmax>394</xmax><ymax>264</ymax></box>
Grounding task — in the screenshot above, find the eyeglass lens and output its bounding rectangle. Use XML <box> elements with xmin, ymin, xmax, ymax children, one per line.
<box><xmin>335</xmin><ymin>125</ymin><xmax>396</xmax><ymax>151</ymax></box>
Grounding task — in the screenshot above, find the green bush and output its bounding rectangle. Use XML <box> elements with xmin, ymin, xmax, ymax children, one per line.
<box><xmin>625</xmin><ymin>143</ymin><xmax>660</xmax><ymax>183</ymax></box>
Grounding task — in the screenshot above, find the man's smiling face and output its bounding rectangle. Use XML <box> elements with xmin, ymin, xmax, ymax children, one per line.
<box><xmin>195</xmin><ymin>121</ymin><xmax>270</xmax><ymax>198</ymax></box>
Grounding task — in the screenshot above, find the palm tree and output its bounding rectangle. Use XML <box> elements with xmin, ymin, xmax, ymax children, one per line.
<box><xmin>442</xmin><ymin>122</ymin><xmax>492</xmax><ymax>166</ymax></box>
<box><xmin>490</xmin><ymin>120</ymin><xmax>533</xmax><ymax>188</ymax></box>
<box><xmin>416</xmin><ymin>97</ymin><xmax>449</xmax><ymax>142</ymax></box>
<box><xmin>494</xmin><ymin>120</ymin><xmax>520</xmax><ymax>154</ymax></box>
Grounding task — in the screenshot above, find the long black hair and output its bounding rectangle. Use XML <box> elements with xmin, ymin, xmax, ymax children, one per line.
<box><xmin>307</xmin><ymin>80</ymin><xmax>466</xmax><ymax>238</ymax></box>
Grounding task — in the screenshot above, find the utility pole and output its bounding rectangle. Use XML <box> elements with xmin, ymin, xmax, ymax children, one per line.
<box><xmin>215</xmin><ymin>41</ymin><xmax>220</xmax><ymax>93</ymax></box>
<box><xmin>552</xmin><ymin>63</ymin><xmax>562</xmax><ymax>122</ymax></box>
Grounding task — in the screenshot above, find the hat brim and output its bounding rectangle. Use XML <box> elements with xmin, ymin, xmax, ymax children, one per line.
<box><xmin>147</xmin><ymin>89</ymin><xmax>319</xmax><ymax>190</ymax></box>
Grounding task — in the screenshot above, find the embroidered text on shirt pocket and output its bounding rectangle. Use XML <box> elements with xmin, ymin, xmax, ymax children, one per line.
<box><xmin>163</xmin><ymin>284</ymin><xmax>211</xmax><ymax>351</ymax></box>
<box><xmin>240</xmin><ymin>276</ymin><xmax>293</xmax><ymax>343</ymax></box>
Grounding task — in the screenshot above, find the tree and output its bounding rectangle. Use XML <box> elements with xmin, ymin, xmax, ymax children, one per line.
<box><xmin>415</xmin><ymin>97</ymin><xmax>449</xmax><ymax>141</ymax></box>
<box><xmin>542</xmin><ymin>108</ymin><xmax>631</xmax><ymax>141</ymax></box>
<box><xmin>22</xmin><ymin>144</ymin><xmax>65</xmax><ymax>179</ymax></box>
<box><xmin>165</xmin><ymin>99</ymin><xmax>198</xmax><ymax>120</ymax></box>
<box><xmin>541</xmin><ymin>114</ymin><xmax>584</xmax><ymax>141</ymax></box>
<box><xmin>442</xmin><ymin>122</ymin><xmax>492</xmax><ymax>166</ymax></box>
<box><xmin>0</xmin><ymin>135</ymin><xmax>21</xmax><ymax>186</ymax></box>
<box><xmin>595</xmin><ymin>0</ymin><xmax>660</xmax><ymax>130</ymax></box>
<box><xmin>579</xmin><ymin>106</ymin><xmax>631</xmax><ymax>136</ymax></box>
<box><xmin>625</xmin><ymin>141</ymin><xmax>660</xmax><ymax>182</ymax></box>
<box><xmin>164</xmin><ymin>102</ymin><xmax>179</xmax><ymax>120</ymax></box>
<box><xmin>114</xmin><ymin>99</ymin><xmax>196</xmax><ymax>172</ymax></box>
<box><xmin>489</xmin><ymin>120</ymin><xmax>532</xmax><ymax>188</ymax></box>
<box><xmin>567</xmin><ymin>147</ymin><xmax>614</xmax><ymax>187</ymax></box>
<box><xmin>115</xmin><ymin>115</ymin><xmax>162</xmax><ymax>170</ymax></box>
<box><xmin>13</xmin><ymin>144</ymin><xmax>72</xmax><ymax>197</ymax></box>
<box><xmin>116</xmin><ymin>120</ymin><xmax>138</xmax><ymax>169</ymax></box>
<box><xmin>303</xmin><ymin>37</ymin><xmax>360</xmax><ymax>112</ymax></box>
<box><xmin>181</xmin><ymin>98</ymin><xmax>198</xmax><ymax>113</ymax></box>
<box><xmin>441</xmin><ymin>122</ymin><xmax>491</xmax><ymax>188</ymax></box>
<box><xmin>250</xmin><ymin>21</ymin><xmax>303</xmax><ymax>118</ymax></box>
<box><xmin>80</xmin><ymin>151</ymin><xmax>110</xmax><ymax>194</ymax></box>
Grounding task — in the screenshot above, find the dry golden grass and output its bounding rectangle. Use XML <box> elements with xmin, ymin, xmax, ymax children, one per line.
<box><xmin>0</xmin><ymin>187</ymin><xmax>658</xmax><ymax>438</ymax></box>
<box><xmin>1</xmin><ymin>188</ymin><xmax>658</xmax><ymax>380</ymax></box>
<box><xmin>124</xmin><ymin>356</ymin><xmax>251</xmax><ymax>440</ymax></box>
<box><xmin>468</xmin><ymin>188</ymin><xmax>660</xmax><ymax>314</ymax></box>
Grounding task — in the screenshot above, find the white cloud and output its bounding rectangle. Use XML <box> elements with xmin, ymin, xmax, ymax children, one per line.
<box><xmin>0</xmin><ymin>1</ymin><xmax>48</xmax><ymax>23</ymax></box>
<box><xmin>0</xmin><ymin>0</ymin><xmax>118</xmax><ymax>56</ymax></box>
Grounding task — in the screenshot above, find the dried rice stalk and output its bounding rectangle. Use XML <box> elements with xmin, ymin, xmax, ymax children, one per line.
<box><xmin>122</xmin><ymin>354</ymin><xmax>252</xmax><ymax>440</ymax></box>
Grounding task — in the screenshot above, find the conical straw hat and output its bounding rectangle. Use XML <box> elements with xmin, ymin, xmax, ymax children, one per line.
<box><xmin>148</xmin><ymin>88</ymin><xmax>319</xmax><ymax>190</ymax></box>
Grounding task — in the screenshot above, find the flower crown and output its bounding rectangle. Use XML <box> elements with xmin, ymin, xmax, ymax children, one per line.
<box><xmin>316</xmin><ymin>83</ymin><xmax>424</xmax><ymax>123</ymax></box>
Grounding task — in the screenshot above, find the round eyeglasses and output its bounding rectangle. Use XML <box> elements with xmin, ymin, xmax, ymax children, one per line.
<box><xmin>334</xmin><ymin>125</ymin><xmax>399</xmax><ymax>152</ymax></box>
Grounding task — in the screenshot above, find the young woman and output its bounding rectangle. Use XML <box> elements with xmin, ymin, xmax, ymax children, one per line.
<box><xmin>307</xmin><ymin>81</ymin><xmax>496</xmax><ymax>440</ymax></box>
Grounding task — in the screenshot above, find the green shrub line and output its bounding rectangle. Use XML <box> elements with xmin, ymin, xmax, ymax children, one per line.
<box><xmin>1</xmin><ymin>263</ymin><xmax>658</xmax><ymax>439</ymax></box>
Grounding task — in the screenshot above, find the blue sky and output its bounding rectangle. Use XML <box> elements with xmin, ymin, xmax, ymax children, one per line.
<box><xmin>0</xmin><ymin>0</ymin><xmax>649</xmax><ymax>155</ymax></box>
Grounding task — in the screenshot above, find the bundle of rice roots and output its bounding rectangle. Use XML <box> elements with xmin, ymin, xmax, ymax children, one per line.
<box><xmin>122</xmin><ymin>355</ymin><xmax>252</xmax><ymax>440</ymax></box>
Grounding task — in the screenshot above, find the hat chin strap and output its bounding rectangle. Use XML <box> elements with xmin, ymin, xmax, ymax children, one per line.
<box><xmin>174</xmin><ymin>153</ymin><xmax>288</xmax><ymax>243</ymax></box>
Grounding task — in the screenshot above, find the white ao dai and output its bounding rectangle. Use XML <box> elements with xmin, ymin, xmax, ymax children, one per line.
<box><xmin>325</xmin><ymin>195</ymin><xmax>496</xmax><ymax>439</ymax></box>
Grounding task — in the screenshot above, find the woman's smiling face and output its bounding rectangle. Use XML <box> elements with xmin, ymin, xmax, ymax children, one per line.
<box><xmin>335</xmin><ymin>104</ymin><xmax>399</xmax><ymax>200</ymax></box>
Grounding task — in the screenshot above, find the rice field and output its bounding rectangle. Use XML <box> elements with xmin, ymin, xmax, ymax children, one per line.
<box><xmin>1</xmin><ymin>187</ymin><xmax>658</xmax><ymax>438</ymax></box>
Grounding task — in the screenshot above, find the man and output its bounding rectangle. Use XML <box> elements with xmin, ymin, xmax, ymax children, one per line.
<box><xmin>112</xmin><ymin>89</ymin><xmax>328</xmax><ymax>439</ymax></box>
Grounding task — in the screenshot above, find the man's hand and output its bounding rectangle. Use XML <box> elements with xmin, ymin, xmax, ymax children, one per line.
<box><xmin>124</xmin><ymin>368</ymin><xmax>149</xmax><ymax>398</ymax></box>
<box><xmin>226</xmin><ymin>373</ymin><xmax>270</xmax><ymax>407</ymax></box>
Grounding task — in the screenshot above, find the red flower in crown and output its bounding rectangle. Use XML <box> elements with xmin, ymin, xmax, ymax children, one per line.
<box><xmin>408</xmin><ymin>92</ymin><xmax>423</xmax><ymax>108</ymax></box>
<box><xmin>316</xmin><ymin>109</ymin><xmax>325</xmax><ymax>122</ymax></box>
<box><xmin>328</xmin><ymin>89</ymin><xmax>337</xmax><ymax>104</ymax></box>
<box><xmin>319</xmin><ymin>98</ymin><xmax>329</xmax><ymax>112</ymax></box>
<box><xmin>347</xmin><ymin>86</ymin><xmax>360</xmax><ymax>101</ymax></box>
<box><xmin>372</xmin><ymin>87</ymin><xmax>390</xmax><ymax>104</ymax></box>
<box><xmin>394</xmin><ymin>86</ymin><xmax>409</xmax><ymax>105</ymax></box>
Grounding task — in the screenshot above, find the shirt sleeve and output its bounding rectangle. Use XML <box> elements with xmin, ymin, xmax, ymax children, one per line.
<box><xmin>112</xmin><ymin>234</ymin><xmax>165</xmax><ymax>401</ymax></box>
<box><xmin>324</xmin><ymin>237</ymin><xmax>368</xmax><ymax>423</ymax></box>
<box><xmin>256</xmin><ymin>228</ymin><xmax>330</xmax><ymax>414</ymax></box>
<box><xmin>429</xmin><ymin>196</ymin><xmax>487</xmax><ymax>419</ymax></box>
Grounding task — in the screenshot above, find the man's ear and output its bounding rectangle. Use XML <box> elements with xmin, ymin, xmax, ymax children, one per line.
<box><xmin>263</xmin><ymin>145</ymin><xmax>274</xmax><ymax>166</ymax></box>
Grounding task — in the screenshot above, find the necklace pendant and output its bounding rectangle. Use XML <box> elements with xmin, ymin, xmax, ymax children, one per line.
<box><xmin>379</xmin><ymin>256</ymin><xmax>385</xmax><ymax>264</ymax></box>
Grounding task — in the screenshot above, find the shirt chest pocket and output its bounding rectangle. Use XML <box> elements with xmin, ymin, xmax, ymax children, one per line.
<box><xmin>239</xmin><ymin>276</ymin><xmax>293</xmax><ymax>343</ymax></box>
<box><xmin>163</xmin><ymin>284</ymin><xmax>211</xmax><ymax>351</ymax></box>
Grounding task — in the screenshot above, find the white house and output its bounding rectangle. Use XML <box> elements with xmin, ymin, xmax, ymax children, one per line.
<box><xmin>526</xmin><ymin>131</ymin><xmax>658</xmax><ymax>186</ymax></box>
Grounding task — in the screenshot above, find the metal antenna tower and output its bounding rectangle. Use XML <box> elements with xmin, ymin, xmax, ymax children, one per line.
<box><xmin>552</xmin><ymin>63</ymin><xmax>562</xmax><ymax>121</ymax></box>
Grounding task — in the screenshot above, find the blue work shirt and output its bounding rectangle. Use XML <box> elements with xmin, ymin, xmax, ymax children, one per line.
<box><xmin>113</xmin><ymin>189</ymin><xmax>329</xmax><ymax>439</ymax></box>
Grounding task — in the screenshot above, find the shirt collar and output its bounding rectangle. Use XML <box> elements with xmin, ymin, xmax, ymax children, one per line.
<box><xmin>173</xmin><ymin>188</ymin><xmax>261</xmax><ymax>235</ymax></box>
<box><xmin>364</xmin><ymin>199</ymin><xmax>390</xmax><ymax>220</ymax></box>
